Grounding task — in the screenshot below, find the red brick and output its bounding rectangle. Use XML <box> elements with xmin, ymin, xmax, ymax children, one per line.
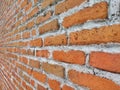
<box><xmin>41</xmin><ymin>0</ymin><xmax>55</xmax><ymax>9</ymax></box>
<box><xmin>70</xmin><ymin>24</ymin><xmax>120</xmax><ymax>45</ymax></box>
<box><xmin>27</xmin><ymin>20</ymin><xmax>34</xmax><ymax>29</ymax></box>
<box><xmin>32</xmin><ymin>70</ymin><xmax>46</xmax><ymax>83</ymax></box>
<box><xmin>29</xmin><ymin>59</ymin><xmax>40</xmax><ymax>68</ymax></box>
<box><xmin>27</xmin><ymin>49</ymin><xmax>35</xmax><ymax>56</ymax></box>
<box><xmin>53</xmin><ymin>50</ymin><xmax>85</xmax><ymax>65</ymax></box>
<box><xmin>19</xmin><ymin>56</ymin><xmax>28</xmax><ymax>64</ymax></box>
<box><xmin>42</xmin><ymin>62</ymin><xmax>65</xmax><ymax>78</ymax></box>
<box><xmin>30</xmin><ymin>79</ymin><xmax>35</xmax><ymax>87</ymax></box>
<box><xmin>36</xmin><ymin>11</ymin><xmax>52</xmax><ymax>24</ymax></box>
<box><xmin>28</xmin><ymin>6</ymin><xmax>39</xmax><ymax>19</ymax></box>
<box><xmin>21</xmin><ymin>0</ymin><xmax>28</xmax><ymax>9</ymax></box>
<box><xmin>48</xmin><ymin>79</ymin><xmax>60</xmax><ymax>90</ymax></box>
<box><xmin>90</xmin><ymin>52</ymin><xmax>120</xmax><ymax>73</ymax></box>
<box><xmin>68</xmin><ymin>70</ymin><xmax>120</xmax><ymax>90</ymax></box>
<box><xmin>44</xmin><ymin>34</ymin><xmax>67</xmax><ymax>46</ymax></box>
<box><xmin>39</xmin><ymin>19</ymin><xmax>59</xmax><ymax>34</ymax></box>
<box><xmin>55</xmin><ymin>0</ymin><xmax>85</xmax><ymax>15</ymax></box>
<box><xmin>63</xmin><ymin>2</ymin><xmax>108</xmax><ymax>28</ymax></box>
<box><xmin>36</xmin><ymin>50</ymin><xmax>49</xmax><ymax>58</ymax></box>
<box><xmin>37</xmin><ymin>84</ymin><xmax>47</xmax><ymax>90</ymax></box>
<box><xmin>32</xmin><ymin>29</ymin><xmax>36</xmax><ymax>36</ymax></box>
<box><xmin>25</xmin><ymin>2</ymin><xmax>32</xmax><ymax>12</ymax></box>
<box><xmin>62</xmin><ymin>85</ymin><xmax>74</xmax><ymax>90</ymax></box>
<box><xmin>30</xmin><ymin>38</ymin><xmax>43</xmax><ymax>47</ymax></box>
<box><xmin>22</xmin><ymin>31</ymin><xmax>30</xmax><ymax>39</ymax></box>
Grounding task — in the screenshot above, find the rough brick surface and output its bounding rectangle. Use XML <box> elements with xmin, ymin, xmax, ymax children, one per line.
<box><xmin>36</xmin><ymin>50</ymin><xmax>49</xmax><ymax>58</ymax></box>
<box><xmin>32</xmin><ymin>70</ymin><xmax>46</xmax><ymax>83</ymax></box>
<box><xmin>55</xmin><ymin>0</ymin><xmax>85</xmax><ymax>15</ymax></box>
<box><xmin>70</xmin><ymin>24</ymin><xmax>120</xmax><ymax>45</ymax></box>
<box><xmin>62</xmin><ymin>85</ymin><xmax>74</xmax><ymax>90</ymax></box>
<box><xmin>68</xmin><ymin>70</ymin><xmax>120</xmax><ymax>90</ymax></box>
<box><xmin>48</xmin><ymin>79</ymin><xmax>60</xmax><ymax>90</ymax></box>
<box><xmin>39</xmin><ymin>19</ymin><xmax>59</xmax><ymax>34</ymax></box>
<box><xmin>30</xmin><ymin>38</ymin><xmax>43</xmax><ymax>47</ymax></box>
<box><xmin>44</xmin><ymin>34</ymin><xmax>67</xmax><ymax>46</ymax></box>
<box><xmin>90</xmin><ymin>52</ymin><xmax>120</xmax><ymax>73</ymax></box>
<box><xmin>42</xmin><ymin>63</ymin><xmax>65</xmax><ymax>78</ymax></box>
<box><xmin>0</xmin><ymin>0</ymin><xmax>120</xmax><ymax>90</ymax></box>
<box><xmin>63</xmin><ymin>2</ymin><xmax>108</xmax><ymax>28</ymax></box>
<box><xmin>53</xmin><ymin>50</ymin><xmax>85</xmax><ymax>64</ymax></box>
<box><xmin>36</xmin><ymin>11</ymin><xmax>52</xmax><ymax>24</ymax></box>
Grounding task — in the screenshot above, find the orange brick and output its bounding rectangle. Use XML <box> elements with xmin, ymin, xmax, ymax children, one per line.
<box><xmin>36</xmin><ymin>50</ymin><xmax>49</xmax><ymax>58</ymax></box>
<box><xmin>44</xmin><ymin>34</ymin><xmax>67</xmax><ymax>46</ymax></box>
<box><xmin>32</xmin><ymin>70</ymin><xmax>46</xmax><ymax>83</ymax></box>
<box><xmin>37</xmin><ymin>84</ymin><xmax>47</xmax><ymax>90</ymax></box>
<box><xmin>27</xmin><ymin>49</ymin><xmax>35</xmax><ymax>56</ymax></box>
<box><xmin>25</xmin><ymin>2</ymin><xmax>32</xmax><ymax>12</ymax></box>
<box><xmin>21</xmin><ymin>0</ymin><xmax>28</xmax><ymax>9</ymax></box>
<box><xmin>63</xmin><ymin>2</ymin><xmax>108</xmax><ymax>28</ymax></box>
<box><xmin>36</xmin><ymin>11</ymin><xmax>52</xmax><ymax>24</ymax></box>
<box><xmin>70</xmin><ymin>24</ymin><xmax>120</xmax><ymax>45</ymax></box>
<box><xmin>62</xmin><ymin>85</ymin><xmax>74</xmax><ymax>90</ymax></box>
<box><xmin>19</xmin><ymin>25</ymin><xmax>26</xmax><ymax>32</ymax></box>
<box><xmin>22</xmin><ymin>31</ymin><xmax>30</xmax><ymax>39</ymax></box>
<box><xmin>41</xmin><ymin>0</ymin><xmax>55</xmax><ymax>9</ymax></box>
<box><xmin>42</xmin><ymin>62</ymin><xmax>65</xmax><ymax>78</ymax></box>
<box><xmin>53</xmin><ymin>50</ymin><xmax>85</xmax><ymax>65</ymax></box>
<box><xmin>90</xmin><ymin>52</ymin><xmax>120</xmax><ymax>73</ymax></box>
<box><xmin>29</xmin><ymin>59</ymin><xmax>40</xmax><ymax>68</ymax></box>
<box><xmin>19</xmin><ymin>56</ymin><xmax>28</xmax><ymax>64</ymax></box>
<box><xmin>32</xmin><ymin>29</ymin><xmax>36</xmax><ymax>36</ymax></box>
<box><xmin>48</xmin><ymin>79</ymin><xmax>60</xmax><ymax>90</ymax></box>
<box><xmin>30</xmin><ymin>79</ymin><xmax>35</xmax><ymax>87</ymax></box>
<box><xmin>28</xmin><ymin>6</ymin><xmax>39</xmax><ymax>19</ymax></box>
<box><xmin>68</xmin><ymin>70</ymin><xmax>120</xmax><ymax>90</ymax></box>
<box><xmin>23</xmin><ymin>74</ymin><xmax>30</xmax><ymax>83</ymax></box>
<box><xmin>30</xmin><ymin>38</ymin><xmax>43</xmax><ymax>47</ymax></box>
<box><xmin>34</xmin><ymin>0</ymin><xmax>38</xmax><ymax>4</ymax></box>
<box><xmin>27</xmin><ymin>20</ymin><xmax>34</xmax><ymax>29</ymax></box>
<box><xmin>55</xmin><ymin>0</ymin><xmax>85</xmax><ymax>15</ymax></box>
<box><xmin>39</xmin><ymin>19</ymin><xmax>59</xmax><ymax>34</ymax></box>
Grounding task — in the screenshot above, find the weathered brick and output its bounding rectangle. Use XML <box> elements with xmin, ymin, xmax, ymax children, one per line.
<box><xmin>41</xmin><ymin>0</ymin><xmax>55</xmax><ymax>9</ymax></box>
<box><xmin>63</xmin><ymin>2</ymin><xmax>108</xmax><ymax>28</ymax></box>
<box><xmin>22</xmin><ymin>31</ymin><xmax>30</xmax><ymax>39</ymax></box>
<box><xmin>32</xmin><ymin>70</ymin><xmax>46</xmax><ymax>83</ymax></box>
<box><xmin>62</xmin><ymin>85</ymin><xmax>74</xmax><ymax>90</ymax></box>
<box><xmin>90</xmin><ymin>52</ymin><xmax>120</xmax><ymax>73</ymax></box>
<box><xmin>44</xmin><ymin>34</ymin><xmax>67</xmax><ymax>46</ymax></box>
<box><xmin>53</xmin><ymin>50</ymin><xmax>85</xmax><ymax>65</ymax></box>
<box><xmin>68</xmin><ymin>70</ymin><xmax>120</xmax><ymax>90</ymax></box>
<box><xmin>21</xmin><ymin>0</ymin><xmax>28</xmax><ymax>9</ymax></box>
<box><xmin>48</xmin><ymin>79</ymin><xmax>60</xmax><ymax>90</ymax></box>
<box><xmin>27</xmin><ymin>20</ymin><xmax>34</xmax><ymax>29</ymax></box>
<box><xmin>29</xmin><ymin>59</ymin><xmax>40</xmax><ymax>68</ymax></box>
<box><xmin>36</xmin><ymin>50</ymin><xmax>49</xmax><ymax>58</ymax></box>
<box><xmin>19</xmin><ymin>56</ymin><xmax>28</xmax><ymax>64</ymax></box>
<box><xmin>39</xmin><ymin>19</ymin><xmax>59</xmax><ymax>34</ymax></box>
<box><xmin>42</xmin><ymin>62</ymin><xmax>65</xmax><ymax>78</ymax></box>
<box><xmin>70</xmin><ymin>24</ymin><xmax>120</xmax><ymax>45</ymax></box>
<box><xmin>36</xmin><ymin>11</ymin><xmax>52</xmax><ymax>24</ymax></box>
<box><xmin>37</xmin><ymin>84</ymin><xmax>47</xmax><ymax>90</ymax></box>
<box><xmin>55</xmin><ymin>0</ymin><xmax>85</xmax><ymax>15</ymax></box>
<box><xmin>25</xmin><ymin>2</ymin><xmax>32</xmax><ymax>12</ymax></box>
<box><xmin>28</xmin><ymin>6</ymin><xmax>39</xmax><ymax>19</ymax></box>
<box><xmin>32</xmin><ymin>29</ymin><xmax>36</xmax><ymax>36</ymax></box>
<box><xmin>30</xmin><ymin>38</ymin><xmax>43</xmax><ymax>47</ymax></box>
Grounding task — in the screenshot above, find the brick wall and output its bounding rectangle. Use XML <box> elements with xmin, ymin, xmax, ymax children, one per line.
<box><xmin>0</xmin><ymin>0</ymin><xmax>120</xmax><ymax>90</ymax></box>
